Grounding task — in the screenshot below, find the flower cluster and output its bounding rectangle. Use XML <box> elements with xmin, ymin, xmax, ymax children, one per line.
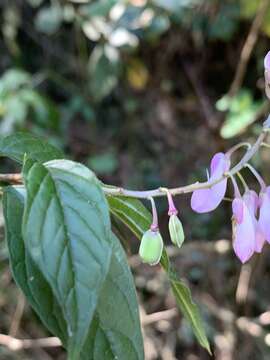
<box><xmin>191</xmin><ymin>151</ymin><xmax>270</xmax><ymax>263</ymax></box>
<box><xmin>139</xmin><ymin>51</ymin><xmax>270</xmax><ymax>266</ymax></box>
<box><xmin>191</xmin><ymin>51</ymin><xmax>270</xmax><ymax>263</ymax></box>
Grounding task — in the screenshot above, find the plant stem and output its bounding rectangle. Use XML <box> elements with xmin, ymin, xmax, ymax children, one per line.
<box><xmin>1</xmin><ymin>119</ymin><xmax>270</xmax><ymax>200</ymax></box>
<box><xmin>237</xmin><ymin>172</ymin><xmax>249</xmax><ymax>192</ymax></box>
<box><xmin>0</xmin><ymin>174</ymin><xmax>22</xmax><ymax>184</ymax></box>
<box><xmin>103</xmin><ymin>121</ymin><xmax>270</xmax><ymax>199</ymax></box>
<box><xmin>149</xmin><ymin>197</ymin><xmax>159</xmax><ymax>231</ymax></box>
<box><xmin>245</xmin><ymin>163</ymin><xmax>266</xmax><ymax>190</ymax></box>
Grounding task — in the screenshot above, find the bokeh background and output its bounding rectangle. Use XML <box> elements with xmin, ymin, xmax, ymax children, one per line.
<box><xmin>1</xmin><ymin>0</ymin><xmax>270</xmax><ymax>359</ymax></box>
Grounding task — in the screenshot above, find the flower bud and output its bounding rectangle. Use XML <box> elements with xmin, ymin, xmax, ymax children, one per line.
<box><xmin>139</xmin><ymin>229</ymin><xmax>163</xmax><ymax>266</ymax></box>
<box><xmin>169</xmin><ymin>214</ymin><xmax>185</xmax><ymax>248</ymax></box>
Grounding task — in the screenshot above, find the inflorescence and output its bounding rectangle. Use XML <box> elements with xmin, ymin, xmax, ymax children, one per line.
<box><xmin>139</xmin><ymin>50</ymin><xmax>270</xmax><ymax>266</ymax></box>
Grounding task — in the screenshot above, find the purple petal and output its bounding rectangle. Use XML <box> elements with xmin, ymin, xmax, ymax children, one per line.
<box><xmin>264</xmin><ymin>51</ymin><xmax>270</xmax><ymax>71</ymax></box>
<box><xmin>191</xmin><ymin>179</ymin><xmax>227</xmax><ymax>213</ymax></box>
<box><xmin>191</xmin><ymin>152</ymin><xmax>230</xmax><ymax>213</ymax></box>
<box><xmin>243</xmin><ymin>190</ymin><xmax>264</xmax><ymax>253</ymax></box>
<box><xmin>210</xmin><ymin>152</ymin><xmax>230</xmax><ymax>179</ymax></box>
<box><xmin>210</xmin><ymin>153</ymin><xmax>225</xmax><ymax>175</ymax></box>
<box><xmin>258</xmin><ymin>187</ymin><xmax>270</xmax><ymax>243</ymax></box>
<box><xmin>232</xmin><ymin>198</ymin><xmax>243</xmax><ymax>223</ymax></box>
<box><xmin>233</xmin><ymin>201</ymin><xmax>255</xmax><ymax>263</ymax></box>
<box><xmin>243</xmin><ymin>190</ymin><xmax>259</xmax><ymax>214</ymax></box>
<box><xmin>255</xmin><ymin>225</ymin><xmax>265</xmax><ymax>253</ymax></box>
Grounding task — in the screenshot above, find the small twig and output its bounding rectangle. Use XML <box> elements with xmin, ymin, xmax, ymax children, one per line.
<box><xmin>228</xmin><ymin>0</ymin><xmax>270</xmax><ymax>97</ymax></box>
<box><xmin>226</xmin><ymin>142</ymin><xmax>251</xmax><ymax>156</ymax></box>
<box><xmin>9</xmin><ymin>292</ymin><xmax>25</xmax><ymax>337</ymax></box>
<box><xmin>235</xmin><ymin>264</ymin><xmax>252</xmax><ymax>304</ymax></box>
<box><xmin>261</xmin><ymin>141</ymin><xmax>270</xmax><ymax>148</ymax></box>
<box><xmin>0</xmin><ymin>174</ymin><xmax>22</xmax><ymax>184</ymax></box>
<box><xmin>141</xmin><ymin>308</ymin><xmax>178</xmax><ymax>326</ymax></box>
<box><xmin>0</xmin><ymin>334</ymin><xmax>62</xmax><ymax>351</ymax></box>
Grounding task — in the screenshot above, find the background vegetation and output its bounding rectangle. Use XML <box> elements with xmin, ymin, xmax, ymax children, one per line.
<box><xmin>1</xmin><ymin>0</ymin><xmax>270</xmax><ymax>359</ymax></box>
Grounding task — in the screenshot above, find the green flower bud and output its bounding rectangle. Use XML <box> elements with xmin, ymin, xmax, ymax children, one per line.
<box><xmin>139</xmin><ymin>229</ymin><xmax>163</xmax><ymax>266</ymax></box>
<box><xmin>169</xmin><ymin>214</ymin><xmax>185</xmax><ymax>248</ymax></box>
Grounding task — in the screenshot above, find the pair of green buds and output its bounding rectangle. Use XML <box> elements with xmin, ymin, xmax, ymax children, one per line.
<box><xmin>139</xmin><ymin>190</ymin><xmax>185</xmax><ymax>266</ymax></box>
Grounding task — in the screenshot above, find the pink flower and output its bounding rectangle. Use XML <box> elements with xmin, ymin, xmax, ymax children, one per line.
<box><xmin>191</xmin><ymin>153</ymin><xmax>230</xmax><ymax>213</ymax></box>
<box><xmin>258</xmin><ymin>186</ymin><xmax>270</xmax><ymax>244</ymax></box>
<box><xmin>243</xmin><ymin>190</ymin><xmax>265</xmax><ymax>253</ymax></box>
<box><xmin>232</xmin><ymin>196</ymin><xmax>256</xmax><ymax>263</ymax></box>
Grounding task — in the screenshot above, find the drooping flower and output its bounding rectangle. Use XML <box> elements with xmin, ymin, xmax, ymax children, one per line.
<box><xmin>191</xmin><ymin>152</ymin><xmax>230</xmax><ymax>213</ymax></box>
<box><xmin>232</xmin><ymin>196</ymin><xmax>256</xmax><ymax>263</ymax></box>
<box><xmin>243</xmin><ymin>190</ymin><xmax>265</xmax><ymax>253</ymax></box>
<box><xmin>258</xmin><ymin>186</ymin><xmax>270</xmax><ymax>244</ymax></box>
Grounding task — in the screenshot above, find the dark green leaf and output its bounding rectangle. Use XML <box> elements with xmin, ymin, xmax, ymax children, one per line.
<box><xmin>107</xmin><ymin>194</ymin><xmax>211</xmax><ymax>353</ymax></box>
<box><xmin>0</xmin><ymin>132</ymin><xmax>63</xmax><ymax>163</ymax></box>
<box><xmin>169</xmin><ymin>272</ymin><xmax>211</xmax><ymax>354</ymax></box>
<box><xmin>3</xmin><ymin>185</ymin><xmax>144</xmax><ymax>358</ymax></box>
<box><xmin>106</xmin><ymin>194</ymin><xmax>150</xmax><ymax>238</ymax></box>
<box><xmin>3</xmin><ymin>186</ymin><xmax>67</xmax><ymax>344</ymax></box>
<box><xmin>22</xmin><ymin>160</ymin><xmax>113</xmax><ymax>358</ymax></box>
<box><xmin>82</xmin><ymin>234</ymin><xmax>144</xmax><ymax>360</ymax></box>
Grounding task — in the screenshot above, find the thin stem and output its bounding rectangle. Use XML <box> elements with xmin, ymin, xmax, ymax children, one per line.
<box><xmin>226</xmin><ymin>142</ymin><xmax>251</xmax><ymax>157</ymax></box>
<box><xmin>237</xmin><ymin>172</ymin><xmax>249</xmax><ymax>192</ymax></box>
<box><xmin>245</xmin><ymin>163</ymin><xmax>266</xmax><ymax>190</ymax></box>
<box><xmin>229</xmin><ymin>174</ymin><xmax>241</xmax><ymax>198</ymax></box>
<box><xmin>223</xmin><ymin>197</ymin><xmax>233</xmax><ymax>202</ymax></box>
<box><xmin>0</xmin><ymin>174</ymin><xmax>22</xmax><ymax>184</ymax></box>
<box><xmin>260</xmin><ymin>142</ymin><xmax>270</xmax><ymax>149</ymax></box>
<box><xmin>149</xmin><ymin>197</ymin><xmax>159</xmax><ymax>232</ymax></box>
<box><xmin>160</xmin><ymin>187</ymin><xmax>178</xmax><ymax>216</ymax></box>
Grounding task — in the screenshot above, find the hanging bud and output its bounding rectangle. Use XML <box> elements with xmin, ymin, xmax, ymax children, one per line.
<box><xmin>139</xmin><ymin>229</ymin><xmax>163</xmax><ymax>265</ymax></box>
<box><xmin>139</xmin><ymin>197</ymin><xmax>163</xmax><ymax>265</ymax></box>
<box><xmin>162</xmin><ymin>188</ymin><xmax>185</xmax><ymax>248</ymax></box>
<box><xmin>169</xmin><ymin>214</ymin><xmax>185</xmax><ymax>248</ymax></box>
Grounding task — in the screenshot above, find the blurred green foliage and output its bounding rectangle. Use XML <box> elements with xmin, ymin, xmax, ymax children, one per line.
<box><xmin>0</xmin><ymin>0</ymin><xmax>268</xmax><ymax>145</ymax></box>
<box><xmin>217</xmin><ymin>90</ymin><xmax>266</xmax><ymax>138</ymax></box>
